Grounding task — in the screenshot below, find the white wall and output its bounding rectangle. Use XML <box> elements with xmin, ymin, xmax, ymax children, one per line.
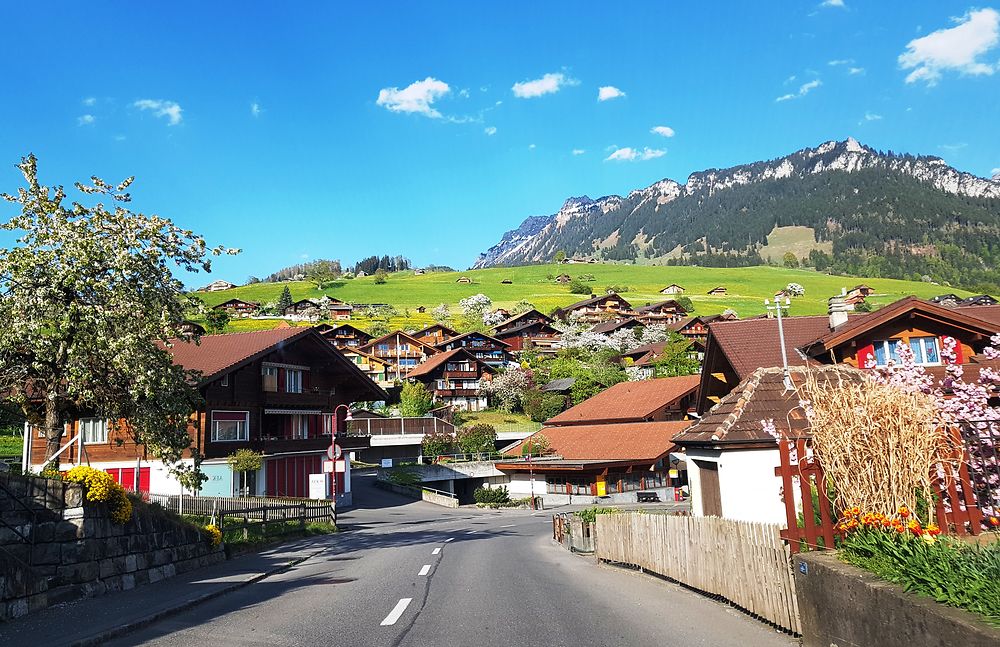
<box><xmin>505</xmin><ymin>472</ymin><xmax>545</xmax><ymax>498</ymax></box>
<box><xmin>685</xmin><ymin>447</ymin><xmax>786</xmax><ymax>525</ymax></box>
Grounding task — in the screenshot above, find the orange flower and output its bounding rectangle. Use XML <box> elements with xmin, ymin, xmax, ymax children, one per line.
<box><xmin>925</xmin><ymin>523</ymin><xmax>941</xmax><ymax>537</ymax></box>
<box><xmin>989</xmin><ymin>516</ymin><xmax>1000</xmax><ymax>528</ymax></box>
<box><xmin>898</xmin><ymin>506</ymin><xmax>910</xmax><ymax>519</ymax></box>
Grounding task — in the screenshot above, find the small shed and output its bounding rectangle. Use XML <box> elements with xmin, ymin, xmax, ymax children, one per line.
<box><xmin>707</xmin><ymin>286</ymin><xmax>727</xmax><ymax>296</ymax></box>
<box><xmin>660</xmin><ymin>284</ymin><xmax>685</xmax><ymax>295</ymax></box>
<box><xmin>456</xmin><ymin>276</ymin><xmax>473</xmax><ymax>284</ymax></box>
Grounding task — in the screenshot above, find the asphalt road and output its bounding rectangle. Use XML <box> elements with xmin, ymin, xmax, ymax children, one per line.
<box><xmin>110</xmin><ymin>473</ymin><xmax>797</xmax><ymax>647</ymax></box>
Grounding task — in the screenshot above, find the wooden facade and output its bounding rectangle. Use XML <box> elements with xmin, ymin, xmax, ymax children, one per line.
<box><xmin>317</xmin><ymin>323</ymin><xmax>372</xmax><ymax>349</ymax></box>
<box><xmin>412</xmin><ymin>324</ymin><xmax>458</xmax><ymax>347</ymax></box>
<box><xmin>553</xmin><ymin>293</ymin><xmax>633</xmax><ymax>323</ymax></box>
<box><xmin>357</xmin><ymin>331</ymin><xmax>438</xmax><ymax>380</ymax></box>
<box><xmin>435</xmin><ymin>331</ymin><xmax>511</xmax><ymax>368</ymax></box>
<box><xmin>213</xmin><ymin>298</ymin><xmax>259</xmax><ymax>318</ymax></box>
<box><xmin>407</xmin><ymin>348</ymin><xmax>495</xmax><ymax>412</ymax></box>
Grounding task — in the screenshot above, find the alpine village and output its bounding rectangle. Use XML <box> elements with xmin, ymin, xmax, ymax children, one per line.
<box><xmin>2</xmin><ymin>5</ymin><xmax>1000</xmax><ymax>647</ymax></box>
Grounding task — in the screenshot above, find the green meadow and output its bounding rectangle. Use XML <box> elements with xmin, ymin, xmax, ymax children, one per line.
<box><xmin>192</xmin><ymin>264</ymin><xmax>968</xmax><ymax>333</ymax></box>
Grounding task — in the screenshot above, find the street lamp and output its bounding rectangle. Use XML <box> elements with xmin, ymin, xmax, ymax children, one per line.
<box><xmin>330</xmin><ymin>404</ymin><xmax>352</xmax><ymax>514</ymax></box>
<box><xmin>764</xmin><ymin>296</ymin><xmax>794</xmax><ymax>392</ymax></box>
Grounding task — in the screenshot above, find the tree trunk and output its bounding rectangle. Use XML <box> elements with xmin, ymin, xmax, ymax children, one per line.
<box><xmin>43</xmin><ymin>399</ymin><xmax>64</xmax><ymax>462</ymax></box>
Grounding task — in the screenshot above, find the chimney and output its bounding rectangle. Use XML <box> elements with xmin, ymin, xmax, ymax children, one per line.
<box><xmin>828</xmin><ymin>296</ymin><xmax>850</xmax><ymax>330</ymax></box>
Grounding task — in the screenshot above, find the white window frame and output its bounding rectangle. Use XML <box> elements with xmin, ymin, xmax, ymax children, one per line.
<box><xmin>212</xmin><ymin>411</ymin><xmax>249</xmax><ymax>442</ymax></box>
<box><xmin>285</xmin><ymin>369</ymin><xmax>303</xmax><ymax>394</ymax></box>
<box><xmin>291</xmin><ymin>414</ymin><xmax>310</xmax><ymax>439</ymax></box>
<box><xmin>221</xmin><ymin>374</ymin><xmax>230</xmax><ymax>387</ymax></box>
<box><xmin>80</xmin><ymin>418</ymin><xmax>108</xmax><ymax>444</ymax></box>
<box><xmin>872</xmin><ymin>337</ymin><xmax>942</xmax><ymax>367</ymax></box>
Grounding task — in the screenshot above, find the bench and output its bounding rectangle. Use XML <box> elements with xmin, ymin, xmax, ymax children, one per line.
<box><xmin>636</xmin><ymin>491</ymin><xmax>660</xmax><ymax>503</ymax></box>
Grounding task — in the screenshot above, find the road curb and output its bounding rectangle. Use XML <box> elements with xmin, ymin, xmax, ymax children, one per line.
<box><xmin>69</xmin><ymin>545</ymin><xmax>330</xmax><ymax>647</ymax></box>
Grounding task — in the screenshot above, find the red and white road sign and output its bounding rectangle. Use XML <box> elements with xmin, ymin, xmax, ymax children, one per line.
<box><xmin>327</xmin><ymin>444</ymin><xmax>343</xmax><ymax>460</ymax></box>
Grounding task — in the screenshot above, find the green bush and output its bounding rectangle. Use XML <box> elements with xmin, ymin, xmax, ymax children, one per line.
<box><xmin>841</xmin><ymin>527</ymin><xmax>1000</xmax><ymax>624</ymax></box>
<box><xmin>473</xmin><ymin>485</ymin><xmax>510</xmax><ymax>505</ymax></box>
<box><xmin>575</xmin><ymin>507</ymin><xmax>616</xmax><ymax>523</ymax></box>
<box><xmin>457</xmin><ymin>424</ymin><xmax>497</xmax><ymax>454</ymax></box>
<box><xmin>568</xmin><ymin>279</ymin><xmax>591</xmax><ymax>295</ymax></box>
<box><xmin>386</xmin><ymin>468</ymin><xmax>419</xmax><ymax>487</ymax></box>
<box><xmin>522</xmin><ymin>389</ymin><xmax>565</xmax><ymax>422</ymax></box>
<box><xmin>421</xmin><ymin>428</ymin><xmax>455</xmax><ymax>457</ymax></box>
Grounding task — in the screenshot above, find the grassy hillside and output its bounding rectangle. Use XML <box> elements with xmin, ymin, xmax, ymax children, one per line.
<box><xmin>192</xmin><ymin>264</ymin><xmax>969</xmax><ymax>333</ymax></box>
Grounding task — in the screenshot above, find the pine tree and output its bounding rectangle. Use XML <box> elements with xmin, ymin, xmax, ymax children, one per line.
<box><xmin>277</xmin><ymin>285</ymin><xmax>293</xmax><ymax>312</ymax></box>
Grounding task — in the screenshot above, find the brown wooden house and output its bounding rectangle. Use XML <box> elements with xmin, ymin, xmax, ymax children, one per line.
<box><xmin>315</xmin><ymin>322</ymin><xmax>372</xmax><ymax>349</ymax></box>
<box><xmin>434</xmin><ymin>331</ymin><xmax>512</xmax><ymax>368</ymax></box>
<box><xmin>412</xmin><ymin>324</ymin><xmax>459</xmax><ymax>347</ymax></box>
<box><xmin>406</xmin><ymin>348</ymin><xmax>496</xmax><ymax>412</ymax></box>
<box><xmin>552</xmin><ymin>293</ymin><xmax>633</xmax><ymax>323</ymax></box>
<box><xmin>633</xmin><ymin>300</ymin><xmax>689</xmax><ymax>325</ymax></box>
<box><xmin>491</xmin><ymin>309</ymin><xmax>561</xmax><ymax>353</ymax></box>
<box><xmin>357</xmin><ymin>331</ymin><xmax>439</xmax><ymax>380</ymax></box>
<box><xmin>213</xmin><ymin>298</ymin><xmax>259</xmax><ymax>318</ymax></box>
<box><xmin>23</xmin><ymin>327</ymin><xmax>387</xmax><ymax>501</ymax></box>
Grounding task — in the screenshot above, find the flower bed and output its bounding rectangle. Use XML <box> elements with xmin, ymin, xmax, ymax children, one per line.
<box><xmin>63</xmin><ymin>464</ymin><xmax>132</xmax><ymax>524</ymax></box>
<box><xmin>838</xmin><ymin>507</ymin><xmax>1000</xmax><ymax>624</ymax></box>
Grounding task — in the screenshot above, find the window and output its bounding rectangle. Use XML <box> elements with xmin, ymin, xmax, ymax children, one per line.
<box><xmin>437</xmin><ymin>379</ymin><xmax>448</xmax><ymax>390</ymax></box>
<box><xmin>221</xmin><ymin>374</ymin><xmax>229</xmax><ymax>387</ymax></box>
<box><xmin>285</xmin><ymin>369</ymin><xmax>303</xmax><ymax>393</ymax></box>
<box><xmin>212</xmin><ymin>411</ymin><xmax>249</xmax><ymax>442</ymax></box>
<box><xmin>291</xmin><ymin>414</ymin><xmax>309</xmax><ymax>439</ymax></box>
<box><xmin>322</xmin><ymin>414</ymin><xmax>334</xmax><ymax>437</ymax></box>
<box><xmin>377</xmin><ymin>343</ymin><xmax>389</xmax><ymax>352</ymax></box>
<box><xmin>873</xmin><ymin>337</ymin><xmax>941</xmax><ymax>366</ymax></box>
<box><xmin>399</xmin><ymin>343</ymin><xmax>409</xmax><ymax>351</ymax></box>
<box><xmin>262</xmin><ymin>366</ymin><xmax>279</xmax><ymax>392</ymax></box>
<box><xmin>80</xmin><ymin>418</ymin><xmax>108</xmax><ymax>444</ymax></box>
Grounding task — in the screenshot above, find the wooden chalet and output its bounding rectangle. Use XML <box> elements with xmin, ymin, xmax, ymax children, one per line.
<box><xmin>846</xmin><ymin>284</ymin><xmax>874</xmax><ymax>299</ymax></box>
<box><xmin>325</xmin><ymin>298</ymin><xmax>353</xmax><ymax>320</ymax></box>
<box><xmin>315</xmin><ymin>322</ymin><xmax>372</xmax><ymax>349</ymax></box>
<box><xmin>406</xmin><ymin>348</ymin><xmax>496</xmax><ymax>412</ymax></box>
<box><xmin>435</xmin><ymin>331</ymin><xmax>512</xmax><ymax>368</ymax></box>
<box><xmin>412</xmin><ymin>323</ymin><xmax>459</xmax><ymax>347</ymax></box>
<box><xmin>660</xmin><ymin>284</ymin><xmax>685</xmax><ymax>295</ymax></box>
<box><xmin>283</xmin><ymin>299</ymin><xmax>324</xmax><ymax>319</ymax></box>
<box><xmin>179</xmin><ymin>320</ymin><xmax>206</xmax><ymax>336</ymax></box>
<box><xmin>552</xmin><ymin>293</ymin><xmax>633</xmax><ymax>324</ymax></box>
<box><xmin>213</xmin><ymin>298</ymin><xmax>259</xmax><ymax>318</ymax></box>
<box><xmin>669</xmin><ymin>313</ymin><xmax>736</xmax><ymax>343</ymax></box>
<box><xmin>555</xmin><ymin>274</ymin><xmax>572</xmax><ymax>283</ymax></box>
<box><xmin>357</xmin><ymin>331</ymin><xmax>439</xmax><ymax>380</ymax></box>
<box><xmin>491</xmin><ymin>309</ymin><xmax>561</xmax><ymax>354</ymax></box>
<box><xmin>23</xmin><ymin>328</ymin><xmax>387</xmax><ymax>501</ymax></box>
<box><xmin>961</xmin><ymin>294</ymin><xmax>999</xmax><ymax>307</ymax></box>
<box><xmin>707</xmin><ymin>286</ymin><xmax>727</xmax><ymax>296</ymax></box>
<box><xmin>633</xmin><ymin>299</ymin><xmax>688</xmax><ymax>325</ymax></box>
<box><xmin>339</xmin><ymin>348</ymin><xmax>393</xmax><ymax>388</ymax></box>
<box><xmin>456</xmin><ymin>277</ymin><xmax>473</xmax><ymax>284</ymax></box>
<box><xmin>591</xmin><ymin>318</ymin><xmax>643</xmax><ymax>335</ymax></box>
<box><xmin>696</xmin><ymin>296</ymin><xmax>1000</xmax><ymax>413</ymax></box>
<box><xmin>930</xmin><ymin>294</ymin><xmax>963</xmax><ymax>307</ymax></box>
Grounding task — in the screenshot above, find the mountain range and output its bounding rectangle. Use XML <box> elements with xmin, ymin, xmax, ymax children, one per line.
<box><xmin>474</xmin><ymin>139</ymin><xmax>1000</xmax><ymax>291</ymax></box>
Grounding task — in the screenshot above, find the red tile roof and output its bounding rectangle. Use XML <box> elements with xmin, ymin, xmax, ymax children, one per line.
<box><xmin>165</xmin><ymin>327</ymin><xmax>311</xmax><ymax>379</ymax></box>
<box><xmin>405</xmin><ymin>348</ymin><xmax>480</xmax><ymax>379</ymax></box>
<box><xmin>546</xmin><ymin>375</ymin><xmax>700</xmax><ymax>426</ymax></box>
<box><xmin>506</xmin><ymin>421</ymin><xmax>689</xmax><ymax>462</ymax></box>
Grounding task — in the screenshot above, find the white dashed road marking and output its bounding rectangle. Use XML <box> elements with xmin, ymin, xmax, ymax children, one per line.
<box><xmin>444</xmin><ymin>538</ymin><xmax>454</xmax><ymax>543</ymax></box>
<box><xmin>432</xmin><ymin>547</ymin><xmax>441</xmax><ymax>555</ymax></box>
<box><xmin>419</xmin><ymin>564</ymin><xmax>431</xmax><ymax>576</ymax></box>
<box><xmin>381</xmin><ymin>598</ymin><xmax>412</xmax><ymax>626</ymax></box>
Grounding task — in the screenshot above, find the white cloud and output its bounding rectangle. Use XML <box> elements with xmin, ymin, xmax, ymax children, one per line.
<box><xmin>511</xmin><ymin>72</ymin><xmax>579</xmax><ymax>98</ymax></box>
<box><xmin>133</xmin><ymin>99</ymin><xmax>183</xmax><ymax>125</ymax></box>
<box><xmin>250</xmin><ymin>102</ymin><xmax>262</xmax><ymax>117</ymax></box>
<box><xmin>572</xmin><ymin>149</ymin><xmax>586</xmax><ymax>155</ymax></box>
<box><xmin>376</xmin><ymin>77</ymin><xmax>450</xmax><ymax>118</ymax></box>
<box><xmin>899</xmin><ymin>8</ymin><xmax>999</xmax><ymax>85</ymax></box>
<box><xmin>939</xmin><ymin>142</ymin><xmax>968</xmax><ymax>153</ymax></box>
<box><xmin>776</xmin><ymin>79</ymin><xmax>822</xmax><ymax>101</ymax></box>
<box><xmin>828</xmin><ymin>59</ymin><xmax>853</xmax><ymax>66</ymax></box>
<box><xmin>484</xmin><ymin>126</ymin><xmax>497</xmax><ymax>136</ymax></box>
<box><xmin>820</xmin><ymin>0</ymin><xmax>845</xmax><ymax>7</ymax></box>
<box><xmin>528</xmin><ymin>143</ymin><xmax>537</xmax><ymax>150</ymax></box>
<box><xmin>82</xmin><ymin>96</ymin><xmax>97</xmax><ymax>106</ymax></box>
<box><xmin>458</xmin><ymin>88</ymin><xmax>470</xmax><ymax>98</ymax></box>
<box><xmin>597</xmin><ymin>86</ymin><xmax>626</xmax><ymax>101</ymax></box>
<box><xmin>113</xmin><ymin>134</ymin><xmax>126</xmax><ymax>142</ymax></box>
<box><xmin>848</xmin><ymin>67</ymin><xmax>865</xmax><ymax>75</ymax></box>
<box><xmin>864</xmin><ymin>112</ymin><xmax>882</xmax><ymax>121</ymax></box>
<box><xmin>77</xmin><ymin>114</ymin><xmax>95</xmax><ymax>126</ymax></box>
<box><xmin>605</xmin><ymin>146</ymin><xmax>666</xmax><ymax>162</ymax></box>
<box><xmin>990</xmin><ymin>167</ymin><xmax>999</xmax><ymax>177</ymax></box>
<box><xmin>650</xmin><ymin>125</ymin><xmax>675</xmax><ymax>138</ymax></box>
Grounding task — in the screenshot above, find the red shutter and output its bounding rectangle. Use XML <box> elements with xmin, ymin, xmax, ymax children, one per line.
<box><xmin>278</xmin><ymin>368</ymin><xmax>286</xmax><ymax>393</ymax></box>
<box><xmin>857</xmin><ymin>344</ymin><xmax>875</xmax><ymax>369</ymax></box>
<box><xmin>308</xmin><ymin>415</ymin><xmax>317</xmax><ymax>439</ymax></box>
<box><xmin>284</xmin><ymin>416</ymin><xmax>293</xmax><ymax>439</ymax></box>
<box><xmin>947</xmin><ymin>337</ymin><xmax>965</xmax><ymax>364</ymax></box>
<box><xmin>139</xmin><ymin>468</ymin><xmax>151</xmax><ymax>493</ymax></box>
<box><xmin>303</xmin><ymin>370</ymin><xmax>311</xmax><ymax>390</ymax></box>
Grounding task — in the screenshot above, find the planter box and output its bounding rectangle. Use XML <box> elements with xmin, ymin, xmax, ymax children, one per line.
<box><xmin>796</xmin><ymin>551</ymin><xmax>1000</xmax><ymax>647</ymax></box>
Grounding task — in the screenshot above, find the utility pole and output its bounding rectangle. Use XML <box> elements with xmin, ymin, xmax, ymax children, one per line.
<box><xmin>764</xmin><ymin>295</ymin><xmax>793</xmax><ymax>391</ymax></box>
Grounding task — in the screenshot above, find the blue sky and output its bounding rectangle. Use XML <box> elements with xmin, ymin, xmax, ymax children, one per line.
<box><xmin>1</xmin><ymin>2</ymin><xmax>998</xmax><ymax>284</ymax></box>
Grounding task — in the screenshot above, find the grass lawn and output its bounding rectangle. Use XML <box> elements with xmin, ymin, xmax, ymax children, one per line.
<box><xmin>0</xmin><ymin>428</ymin><xmax>22</xmax><ymax>458</ymax></box>
<box><xmin>190</xmin><ymin>263</ymin><xmax>968</xmax><ymax>334</ymax></box>
<box><xmin>181</xmin><ymin>514</ymin><xmax>336</xmax><ymax>548</ymax></box>
<box><xmin>457</xmin><ymin>410</ymin><xmax>543</xmax><ymax>433</ymax></box>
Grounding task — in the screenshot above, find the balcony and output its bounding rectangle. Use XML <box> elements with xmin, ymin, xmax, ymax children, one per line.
<box><xmin>262</xmin><ymin>389</ymin><xmax>332</xmax><ymax>407</ymax></box>
<box><xmin>435</xmin><ymin>389</ymin><xmax>481</xmax><ymax>397</ymax></box>
<box><xmin>444</xmin><ymin>370</ymin><xmax>478</xmax><ymax>379</ymax></box>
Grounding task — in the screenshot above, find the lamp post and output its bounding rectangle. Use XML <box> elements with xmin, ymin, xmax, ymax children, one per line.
<box><xmin>331</xmin><ymin>404</ymin><xmax>352</xmax><ymax>518</ymax></box>
<box><xmin>764</xmin><ymin>296</ymin><xmax>793</xmax><ymax>391</ymax></box>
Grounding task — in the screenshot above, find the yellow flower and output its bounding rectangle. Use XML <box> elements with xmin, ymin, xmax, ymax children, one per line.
<box><xmin>204</xmin><ymin>524</ymin><xmax>222</xmax><ymax>547</ymax></box>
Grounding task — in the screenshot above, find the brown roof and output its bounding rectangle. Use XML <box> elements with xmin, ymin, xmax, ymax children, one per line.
<box><xmin>493</xmin><ymin>309</ymin><xmax>554</xmax><ymax>330</ymax></box>
<box><xmin>553</xmin><ymin>293</ymin><xmax>633</xmax><ymax>317</ymax></box>
<box><xmin>591</xmin><ymin>318</ymin><xmax>641</xmax><ymax>335</ymax></box>
<box><xmin>546</xmin><ymin>375</ymin><xmax>700</xmax><ymax>426</ymax></box>
<box><xmin>504</xmin><ymin>421</ymin><xmax>689</xmax><ymax>462</ymax></box>
<box><xmin>634</xmin><ymin>300</ymin><xmax>687</xmax><ymax>314</ymax></box>
<box><xmin>955</xmin><ymin>304</ymin><xmax>1000</xmax><ymax>327</ymax></box>
<box><xmin>707</xmin><ymin>315</ymin><xmax>832</xmax><ymax>380</ymax></box>
<box><xmin>358</xmin><ymin>330</ymin><xmax>437</xmax><ymax>353</ymax></box>
<box><xmin>673</xmin><ymin>365</ymin><xmax>865</xmax><ymax>448</ymax></box>
<box><xmin>413</xmin><ymin>324</ymin><xmax>459</xmax><ymax>339</ymax></box>
<box><xmin>405</xmin><ymin>348</ymin><xmax>494</xmax><ymax>379</ymax></box>
<box><xmin>434</xmin><ymin>330</ymin><xmax>510</xmax><ymax>349</ymax></box>
<box><xmin>166</xmin><ymin>327</ymin><xmax>307</xmax><ymax>378</ymax></box>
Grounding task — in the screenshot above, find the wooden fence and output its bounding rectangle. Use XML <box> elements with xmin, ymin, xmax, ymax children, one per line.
<box><xmin>596</xmin><ymin>512</ymin><xmax>800</xmax><ymax>635</ymax></box>
<box><xmin>147</xmin><ymin>493</ymin><xmax>334</xmax><ymax>524</ymax></box>
<box><xmin>775</xmin><ymin>431</ymin><xmax>986</xmax><ymax>553</ymax></box>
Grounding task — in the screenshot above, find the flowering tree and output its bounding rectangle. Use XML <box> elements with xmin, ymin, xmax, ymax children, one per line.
<box><xmin>431</xmin><ymin>303</ymin><xmax>451</xmax><ymax>323</ymax></box>
<box><xmin>483</xmin><ymin>366</ymin><xmax>535</xmax><ymax>411</ymax></box>
<box><xmin>785</xmin><ymin>283</ymin><xmax>805</xmax><ymax>297</ymax></box>
<box><xmin>483</xmin><ymin>309</ymin><xmax>508</xmax><ymax>328</ymax></box>
<box><xmin>0</xmin><ymin>156</ymin><xmax>237</xmax><ymax>487</ymax></box>
<box><xmin>459</xmin><ymin>293</ymin><xmax>492</xmax><ymax>319</ymax></box>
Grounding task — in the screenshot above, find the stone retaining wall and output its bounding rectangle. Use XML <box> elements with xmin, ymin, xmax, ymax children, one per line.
<box><xmin>1</xmin><ymin>474</ymin><xmax>224</xmax><ymax>622</ymax></box>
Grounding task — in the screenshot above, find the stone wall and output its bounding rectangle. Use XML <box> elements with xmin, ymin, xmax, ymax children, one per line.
<box><xmin>796</xmin><ymin>551</ymin><xmax>1000</xmax><ymax>647</ymax></box>
<box><xmin>1</xmin><ymin>474</ymin><xmax>224</xmax><ymax>622</ymax></box>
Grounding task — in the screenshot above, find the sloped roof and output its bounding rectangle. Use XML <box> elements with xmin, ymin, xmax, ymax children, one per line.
<box><xmin>956</xmin><ymin>304</ymin><xmax>1000</xmax><ymax>327</ymax></box>
<box><xmin>553</xmin><ymin>293</ymin><xmax>633</xmax><ymax>317</ymax></box>
<box><xmin>707</xmin><ymin>315</ymin><xmax>832</xmax><ymax>380</ymax></box>
<box><xmin>405</xmin><ymin>348</ymin><xmax>495</xmax><ymax>379</ymax></box>
<box><xmin>504</xmin><ymin>421</ymin><xmax>689</xmax><ymax>462</ymax></box>
<box><xmin>358</xmin><ymin>330</ymin><xmax>437</xmax><ymax>353</ymax></box>
<box><xmin>166</xmin><ymin>327</ymin><xmax>307</xmax><ymax>378</ymax></box>
<box><xmin>591</xmin><ymin>318</ymin><xmax>641</xmax><ymax>335</ymax></box>
<box><xmin>434</xmin><ymin>330</ymin><xmax>510</xmax><ymax>349</ymax></box>
<box><xmin>673</xmin><ymin>365</ymin><xmax>865</xmax><ymax>448</ymax></box>
<box><xmin>213</xmin><ymin>298</ymin><xmax>259</xmax><ymax>308</ymax></box>
<box><xmin>546</xmin><ymin>375</ymin><xmax>700</xmax><ymax>426</ymax></box>
<box><xmin>493</xmin><ymin>309</ymin><xmax>554</xmax><ymax>330</ymax></box>
<box><xmin>634</xmin><ymin>300</ymin><xmax>687</xmax><ymax>314</ymax></box>
<box><xmin>413</xmin><ymin>323</ymin><xmax>459</xmax><ymax>339</ymax></box>
<box><xmin>540</xmin><ymin>377</ymin><xmax>575</xmax><ymax>392</ymax></box>
<box><xmin>492</xmin><ymin>319</ymin><xmax>560</xmax><ymax>338</ymax></box>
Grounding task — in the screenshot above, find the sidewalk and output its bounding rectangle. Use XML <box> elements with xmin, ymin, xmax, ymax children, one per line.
<box><xmin>0</xmin><ymin>535</ymin><xmax>335</xmax><ymax>647</ymax></box>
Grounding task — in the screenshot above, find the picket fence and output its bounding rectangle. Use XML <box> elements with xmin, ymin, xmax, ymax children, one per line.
<box><xmin>595</xmin><ymin>512</ymin><xmax>800</xmax><ymax>635</ymax></box>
